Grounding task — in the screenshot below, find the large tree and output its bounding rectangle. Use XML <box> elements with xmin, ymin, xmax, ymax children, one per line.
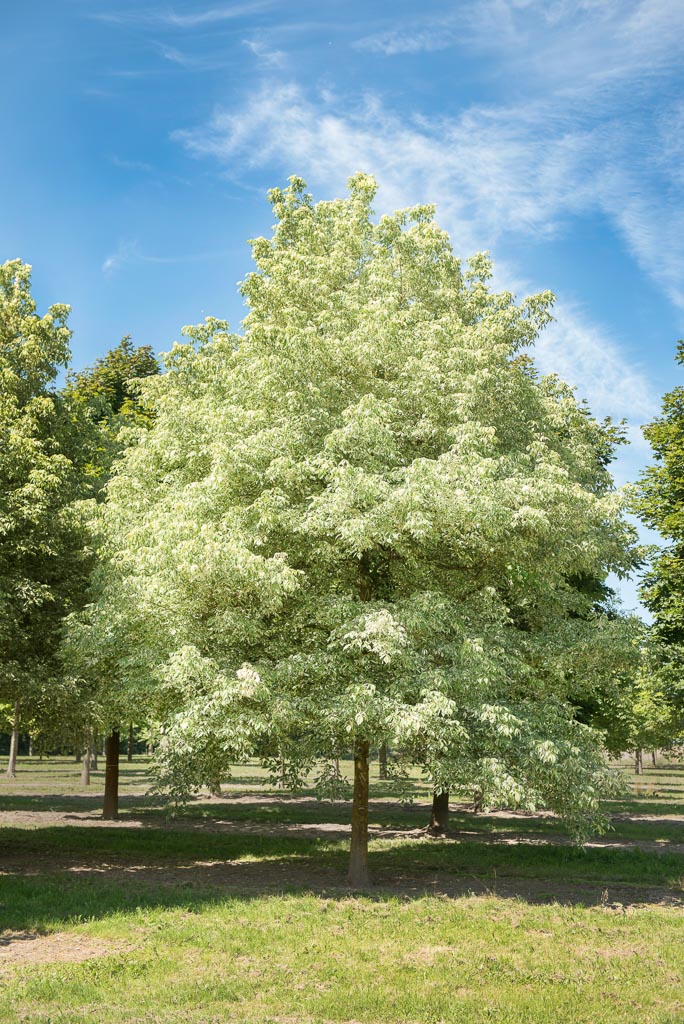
<box><xmin>86</xmin><ymin>176</ymin><xmax>637</xmax><ymax>883</ymax></box>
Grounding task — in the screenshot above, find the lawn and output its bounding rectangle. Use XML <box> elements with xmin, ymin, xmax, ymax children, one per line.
<box><xmin>0</xmin><ymin>755</ymin><xmax>682</xmax><ymax>1023</ymax></box>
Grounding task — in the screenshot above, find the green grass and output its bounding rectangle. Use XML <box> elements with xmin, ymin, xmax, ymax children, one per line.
<box><xmin>0</xmin><ymin>754</ymin><xmax>682</xmax><ymax>1023</ymax></box>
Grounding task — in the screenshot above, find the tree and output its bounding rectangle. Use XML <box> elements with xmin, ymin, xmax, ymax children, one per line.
<box><xmin>0</xmin><ymin>260</ymin><xmax>91</xmax><ymax>776</ymax></box>
<box><xmin>631</xmin><ymin>343</ymin><xmax>684</xmax><ymax>756</ymax></box>
<box><xmin>89</xmin><ymin>176</ymin><xmax>637</xmax><ymax>884</ymax></box>
<box><xmin>62</xmin><ymin>338</ymin><xmax>159</xmax><ymax>810</ymax></box>
<box><xmin>635</xmin><ymin>341</ymin><xmax>684</xmax><ymax>643</ymax></box>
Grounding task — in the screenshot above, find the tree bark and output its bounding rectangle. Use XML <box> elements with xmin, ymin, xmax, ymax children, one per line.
<box><xmin>348</xmin><ymin>739</ymin><xmax>371</xmax><ymax>887</ymax></box>
<box><xmin>127</xmin><ymin>723</ymin><xmax>134</xmax><ymax>762</ymax></box>
<box><xmin>28</xmin><ymin>735</ymin><xmax>34</xmax><ymax>757</ymax></box>
<box><xmin>378</xmin><ymin>743</ymin><xmax>388</xmax><ymax>780</ymax></box>
<box><xmin>276</xmin><ymin>749</ymin><xmax>286</xmax><ymax>789</ymax></box>
<box><xmin>5</xmin><ymin>702</ymin><xmax>20</xmax><ymax>778</ymax></box>
<box><xmin>81</xmin><ymin>729</ymin><xmax>92</xmax><ymax>786</ymax></box>
<box><xmin>427</xmin><ymin>789</ymin><xmax>449</xmax><ymax>835</ymax></box>
<box><xmin>102</xmin><ymin>730</ymin><xmax>120</xmax><ymax>820</ymax></box>
<box><xmin>635</xmin><ymin>748</ymin><xmax>643</xmax><ymax>775</ymax></box>
<box><xmin>652</xmin><ymin>749</ymin><xmax>657</xmax><ymax>767</ymax></box>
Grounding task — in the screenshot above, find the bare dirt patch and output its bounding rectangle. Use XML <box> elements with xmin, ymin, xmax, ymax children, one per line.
<box><xmin>0</xmin><ymin>930</ymin><xmax>133</xmax><ymax>966</ymax></box>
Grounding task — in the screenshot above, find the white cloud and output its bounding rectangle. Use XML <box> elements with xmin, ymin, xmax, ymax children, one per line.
<box><xmin>354</xmin><ymin>0</ymin><xmax>684</xmax><ymax>88</ymax></box>
<box><xmin>242</xmin><ymin>38</ymin><xmax>286</xmax><ymax>68</ymax></box>
<box><xmin>535</xmin><ymin>303</ymin><xmax>659</xmax><ymax>430</ymax></box>
<box><xmin>174</xmin><ymin>84</ymin><xmax>599</xmax><ymax>255</ymax></box>
<box><xmin>94</xmin><ymin>2</ymin><xmax>273</xmax><ymax>28</ymax></box>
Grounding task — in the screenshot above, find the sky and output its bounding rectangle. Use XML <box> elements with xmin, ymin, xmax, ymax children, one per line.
<box><xmin>3</xmin><ymin>0</ymin><xmax>684</xmax><ymax>615</ymax></box>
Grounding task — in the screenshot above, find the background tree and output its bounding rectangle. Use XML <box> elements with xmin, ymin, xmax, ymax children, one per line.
<box><xmin>635</xmin><ymin>341</ymin><xmax>684</xmax><ymax>642</ymax></box>
<box><xmin>0</xmin><ymin>260</ymin><xmax>93</xmax><ymax>776</ymax></box>
<box><xmin>61</xmin><ymin>338</ymin><xmax>160</xmax><ymax>807</ymax></box>
<box><xmin>87</xmin><ymin>176</ymin><xmax>637</xmax><ymax>883</ymax></box>
<box><xmin>631</xmin><ymin>343</ymin><xmax>684</xmax><ymax>758</ymax></box>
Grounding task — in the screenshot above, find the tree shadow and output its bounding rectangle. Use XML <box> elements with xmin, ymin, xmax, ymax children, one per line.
<box><xmin>0</xmin><ymin>823</ymin><xmax>682</xmax><ymax>940</ymax></box>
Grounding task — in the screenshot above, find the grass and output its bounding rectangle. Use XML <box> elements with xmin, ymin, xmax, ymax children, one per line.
<box><xmin>0</xmin><ymin>754</ymin><xmax>682</xmax><ymax>1023</ymax></box>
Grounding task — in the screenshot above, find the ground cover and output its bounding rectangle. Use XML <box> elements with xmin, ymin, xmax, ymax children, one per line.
<box><xmin>0</xmin><ymin>756</ymin><xmax>682</xmax><ymax>1023</ymax></box>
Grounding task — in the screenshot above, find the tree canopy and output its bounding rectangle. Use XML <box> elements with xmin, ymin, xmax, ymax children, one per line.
<box><xmin>77</xmin><ymin>176</ymin><xmax>639</xmax><ymax>883</ymax></box>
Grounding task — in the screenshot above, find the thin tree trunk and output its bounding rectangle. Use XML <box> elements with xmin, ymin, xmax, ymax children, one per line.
<box><xmin>635</xmin><ymin>748</ymin><xmax>643</xmax><ymax>775</ymax></box>
<box><xmin>652</xmin><ymin>750</ymin><xmax>657</xmax><ymax>767</ymax></box>
<box><xmin>348</xmin><ymin>739</ymin><xmax>371</xmax><ymax>887</ymax></box>
<box><xmin>127</xmin><ymin>723</ymin><xmax>134</xmax><ymax>762</ymax></box>
<box><xmin>28</xmin><ymin>735</ymin><xmax>34</xmax><ymax>757</ymax></box>
<box><xmin>5</xmin><ymin>702</ymin><xmax>20</xmax><ymax>778</ymax></box>
<box><xmin>90</xmin><ymin>734</ymin><xmax>98</xmax><ymax>772</ymax></box>
<box><xmin>378</xmin><ymin>743</ymin><xmax>388</xmax><ymax>780</ymax></box>
<box><xmin>427</xmin><ymin>789</ymin><xmax>449</xmax><ymax>835</ymax></box>
<box><xmin>276</xmin><ymin>749</ymin><xmax>286</xmax><ymax>789</ymax></box>
<box><xmin>102</xmin><ymin>730</ymin><xmax>120</xmax><ymax>820</ymax></box>
<box><xmin>81</xmin><ymin>729</ymin><xmax>92</xmax><ymax>786</ymax></box>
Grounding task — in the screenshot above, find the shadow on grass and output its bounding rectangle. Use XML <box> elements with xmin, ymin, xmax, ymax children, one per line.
<box><xmin>0</xmin><ymin>824</ymin><xmax>682</xmax><ymax>937</ymax></box>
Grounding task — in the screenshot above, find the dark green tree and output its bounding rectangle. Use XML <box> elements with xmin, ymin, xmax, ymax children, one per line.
<box><xmin>635</xmin><ymin>341</ymin><xmax>684</xmax><ymax>643</ymax></box>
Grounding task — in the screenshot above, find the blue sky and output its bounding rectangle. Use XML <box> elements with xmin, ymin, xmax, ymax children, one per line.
<box><xmin>4</xmin><ymin>0</ymin><xmax>684</xmax><ymax>613</ymax></box>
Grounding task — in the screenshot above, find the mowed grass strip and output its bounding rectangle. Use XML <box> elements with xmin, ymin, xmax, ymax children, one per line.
<box><xmin>0</xmin><ymin>755</ymin><xmax>683</xmax><ymax>1022</ymax></box>
<box><xmin>2</xmin><ymin>895</ymin><xmax>683</xmax><ymax>1024</ymax></box>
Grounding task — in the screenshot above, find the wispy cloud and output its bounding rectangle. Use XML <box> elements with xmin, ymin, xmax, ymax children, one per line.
<box><xmin>156</xmin><ymin>42</ymin><xmax>229</xmax><ymax>71</ymax></box>
<box><xmin>354</xmin><ymin>0</ymin><xmax>684</xmax><ymax>88</ymax></box>
<box><xmin>110</xmin><ymin>155</ymin><xmax>154</xmax><ymax>173</ymax></box>
<box><xmin>94</xmin><ymin>1</ymin><xmax>273</xmax><ymax>28</ymax></box>
<box><xmin>174</xmin><ymin>84</ymin><xmax>595</xmax><ymax>253</ymax></box>
<box><xmin>102</xmin><ymin>240</ymin><xmax>229</xmax><ymax>274</ymax></box>
<box><xmin>242</xmin><ymin>37</ymin><xmax>286</xmax><ymax>68</ymax></box>
<box><xmin>535</xmin><ymin>303</ymin><xmax>659</xmax><ymax>430</ymax></box>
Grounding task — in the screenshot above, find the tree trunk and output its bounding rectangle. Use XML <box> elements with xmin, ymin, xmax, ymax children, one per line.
<box><xmin>5</xmin><ymin>703</ymin><xmax>20</xmax><ymax>778</ymax></box>
<box><xmin>348</xmin><ymin>739</ymin><xmax>371</xmax><ymax>887</ymax></box>
<box><xmin>635</xmin><ymin>748</ymin><xmax>643</xmax><ymax>775</ymax></box>
<box><xmin>127</xmin><ymin>723</ymin><xmax>134</xmax><ymax>762</ymax></box>
<box><xmin>276</xmin><ymin>749</ymin><xmax>286</xmax><ymax>790</ymax></box>
<box><xmin>102</xmin><ymin>730</ymin><xmax>120</xmax><ymax>820</ymax></box>
<box><xmin>378</xmin><ymin>743</ymin><xmax>388</xmax><ymax>780</ymax></box>
<box><xmin>652</xmin><ymin>749</ymin><xmax>657</xmax><ymax>767</ymax></box>
<box><xmin>81</xmin><ymin>729</ymin><xmax>92</xmax><ymax>786</ymax></box>
<box><xmin>90</xmin><ymin>734</ymin><xmax>98</xmax><ymax>772</ymax></box>
<box><xmin>428</xmin><ymin>789</ymin><xmax>449</xmax><ymax>835</ymax></box>
<box><xmin>28</xmin><ymin>735</ymin><xmax>34</xmax><ymax>757</ymax></box>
